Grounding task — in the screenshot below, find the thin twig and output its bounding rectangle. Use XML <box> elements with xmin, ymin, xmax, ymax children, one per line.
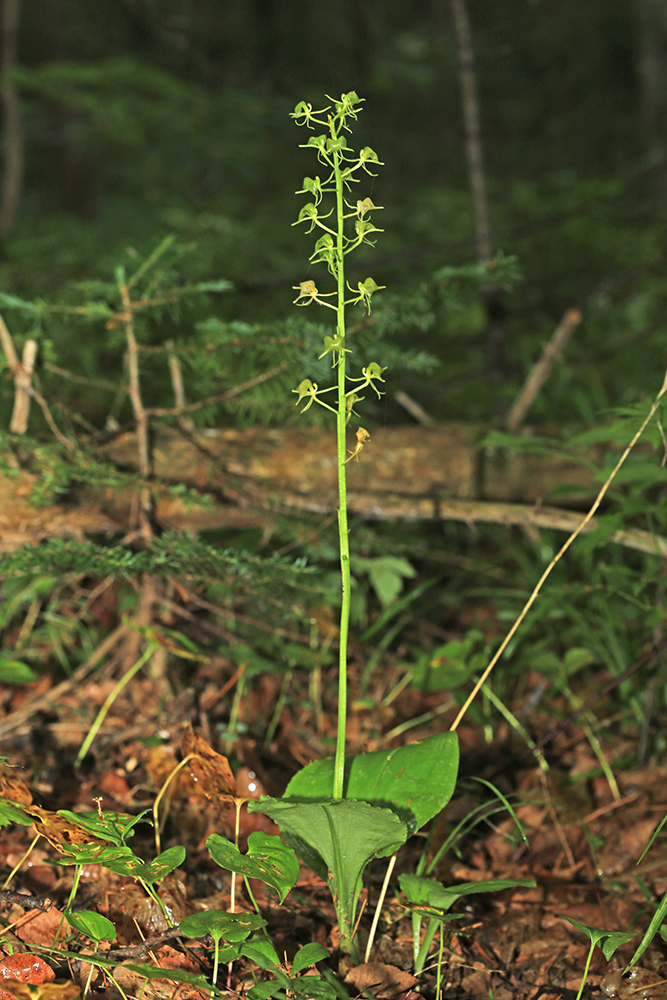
<box><xmin>166</xmin><ymin>338</ymin><xmax>194</xmax><ymax>432</ymax></box>
<box><xmin>145</xmin><ymin>361</ymin><xmax>288</xmax><ymax>417</ymax></box>
<box><xmin>120</xmin><ymin>281</ymin><xmax>153</xmax><ymax>542</ymax></box>
<box><xmin>43</xmin><ymin>362</ymin><xmax>119</xmax><ymax>392</ymax></box>
<box><xmin>451</xmin><ymin>367</ymin><xmax>667</xmax><ymax>731</ymax></box>
<box><xmin>394</xmin><ymin>390</ymin><xmax>434</xmax><ymax>427</ymax></box>
<box><xmin>0</xmin><ymin>890</ymin><xmax>52</xmax><ymax>911</ymax></box>
<box><xmin>27</xmin><ymin>375</ymin><xmax>75</xmax><ymax>450</ymax></box>
<box><xmin>506</xmin><ymin>308</ymin><xmax>583</xmax><ymax>432</ymax></box>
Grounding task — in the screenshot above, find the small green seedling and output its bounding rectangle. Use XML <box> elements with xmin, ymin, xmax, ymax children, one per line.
<box><xmin>179</xmin><ymin>910</ymin><xmax>264</xmax><ymax>996</ymax></box>
<box><xmin>564</xmin><ymin>917</ymin><xmax>637</xmax><ymax>1000</ymax></box>
<box><xmin>400</xmin><ymin>875</ymin><xmax>536</xmax><ymax>975</ymax></box>
<box><xmin>241</xmin><ymin>939</ymin><xmax>335</xmax><ymax>1000</ymax></box>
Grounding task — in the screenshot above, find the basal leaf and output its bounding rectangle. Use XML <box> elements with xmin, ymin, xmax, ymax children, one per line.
<box><xmin>291</xmin><ymin>942</ymin><xmax>329</xmax><ymax>975</ymax></box>
<box><xmin>284</xmin><ymin>732</ymin><xmax>459</xmax><ymax>833</ymax></box>
<box><xmin>248</xmin><ymin>798</ymin><xmax>408</xmax><ymax>946</ymax></box>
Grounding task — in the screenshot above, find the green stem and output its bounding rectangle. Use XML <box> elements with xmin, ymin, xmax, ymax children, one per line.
<box><xmin>574</xmin><ymin>943</ymin><xmax>595</xmax><ymax>1000</ymax></box>
<box><xmin>333</xmin><ymin>144</ymin><xmax>350</xmax><ymax>801</ymax></box>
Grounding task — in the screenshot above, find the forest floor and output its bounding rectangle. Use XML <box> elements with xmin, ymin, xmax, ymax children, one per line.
<box><xmin>1</xmin><ymin>590</ymin><xmax>667</xmax><ymax>1000</ymax></box>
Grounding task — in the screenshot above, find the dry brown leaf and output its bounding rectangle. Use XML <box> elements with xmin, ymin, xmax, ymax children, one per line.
<box><xmin>23</xmin><ymin>807</ymin><xmax>109</xmax><ymax>855</ymax></box>
<box><xmin>180</xmin><ymin>723</ymin><xmax>236</xmax><ymax>801</ymax></box>
<box><xmin>0</xmin><ymin>765</ymin><xmax>33</xmax><ymax>807</ymax></box>
<box><xmin>344</xmin><ymin>962</ymin><xmax>418</xmax><ymax>999</ymax></box>
<box><xmin>13</xmin><ymin>905</ymin><xmax>69</xmax><ymax>948</ymax></box>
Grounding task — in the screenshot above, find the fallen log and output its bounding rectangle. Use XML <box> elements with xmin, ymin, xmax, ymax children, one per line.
<box><xmin>1</xmin><ymin>423</ymin><xmax>664</xmax><ymax>558</ymax></box>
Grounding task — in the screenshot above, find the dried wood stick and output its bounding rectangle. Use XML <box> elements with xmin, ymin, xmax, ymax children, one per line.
<box><xmin>506</xmin><ymin>308</ymin><xmax>582</xmax><ymax>432</ymax></box>
<box><xmin>9</xmin><ymin>339</ymin><xmax>37</xmax><ymax>434</ymax></box>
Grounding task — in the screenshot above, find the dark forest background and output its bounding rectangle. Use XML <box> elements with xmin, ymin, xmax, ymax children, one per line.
<box><xmin>2</xmin><ymin>0</ymin><xmax>666</xmax><ymax>427</ymax></box>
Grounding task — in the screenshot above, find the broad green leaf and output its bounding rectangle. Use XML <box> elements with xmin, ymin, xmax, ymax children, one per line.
<box><xmin>283</xmin><ymin>731</ymin><xmax>459</xmax><ymax>833</ymax></box>
<box><xmin>248</xmin><ymin>798</ymin><xmax>408</xmax><ymax>946</ymax></box>
<box><xmin>206</xmin><ymin>832</ymin><xmax>299</xmax><ymax>903</ymax></box>
<box><xmin>58</xmin><ymin>844</ymin><xmax>138</xmax><ymax>866</ymax></box>
<box><xmin>179</xmin><ymin>910</ymin><xmax>264</xmax><ymax>944</ymax></box>
<box><xmin>291</xmin><ymin>943</ymin><xmax>329</xmax><ymax>975</ymax></box>
<box><xmin>400</xmin><ymin>874</ymin><xmax>536</xmax><ymax>913</ymax></box>
<box><xmin>141</xmin><ymin>845</ymin><xmax>186</xmax><ymax>883</ymax></box>
<box><xmin>241</xmin><ymin>939</ymin><xmax>282</xmax><ymax>970</ymax></box>
<box><xmin>247</xmin><ymin>982</ymin><xmax>283</xmax><ymax>1000</ymax></box>
<box><xmin>288</xmin><ymin>980</ymin><xmax>337</xmax><ymax>1000</ymax></box>
<box><xmin>65</xmin><ymin>910</ymin><xmax>116</xmax><ymax>941</ymax></box>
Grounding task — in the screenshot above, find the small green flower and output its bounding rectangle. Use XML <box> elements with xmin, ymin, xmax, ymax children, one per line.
<box><xmin>292</xmin><ymin>378</ymin><xmax>336</xmax><ymax>414</ymax></box>
<box><xmin>293</xmin><ymin>378</ymin><xmax>318</xmax><ymax>411</ymax></box>
<box><xmin>290</xmin><ymin>101</ymin><xmax>329</xmax><ymax>127</ymax></box>
<box><xmin>292</xmin><ymin>281</ymin><xmax>337</xmax><ymax>310</ymax></box>
<box><xmin>346</xmin><ymin>276</ymin><xmax>386</xmax><ymax>314</ymax></box>
<box><xmin>319</xmin><ymin>333</ymin><xmax>351</xmax><ymax>366</ymax></box>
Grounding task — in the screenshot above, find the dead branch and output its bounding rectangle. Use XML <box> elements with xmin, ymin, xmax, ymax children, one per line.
<box><xmin>9</xmin><ymin>339</ymin><xmax>37</xmax><ymax>433</ymax></box>
<box><xmin>506</xmin><ymin>308</ymin><xmax>583</xmax><ymax>432</ymax></box>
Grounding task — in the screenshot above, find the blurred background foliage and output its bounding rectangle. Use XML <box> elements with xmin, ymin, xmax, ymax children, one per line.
<box><xmin>2</xmin><ymin>0</ymin><xmax>664</xmax><ymax>425</ymax></box>
<box><xmin>1</xmin><ymin>0</ymin><xmax>667</xmax><ymax>755</ymax></box>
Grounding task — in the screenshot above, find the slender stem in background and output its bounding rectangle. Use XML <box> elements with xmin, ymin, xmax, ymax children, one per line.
<box><xmin>76</xmin><ymin>642</ymin><xmax>156</xmax><ymax>764</ymax></box>
<box><xmin>333</xmin><ymin>144</ymin><xmax>350</xmax><ymax>801</ymax></box>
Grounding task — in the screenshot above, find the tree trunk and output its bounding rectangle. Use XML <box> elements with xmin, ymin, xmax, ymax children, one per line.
<box><xmin>449</xmin><ymin>0</ymin><xmax>507</xmax><ymax>391</ymax></box>
<box><xmin>0</xmin><ymin>0</ymin><xmax>24</xmax><ymax>245</ymax></box>
<box><xmin>636</xmin><ymin>0</ymin><xmax>667</xmax><ymax>210</ymax></box>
